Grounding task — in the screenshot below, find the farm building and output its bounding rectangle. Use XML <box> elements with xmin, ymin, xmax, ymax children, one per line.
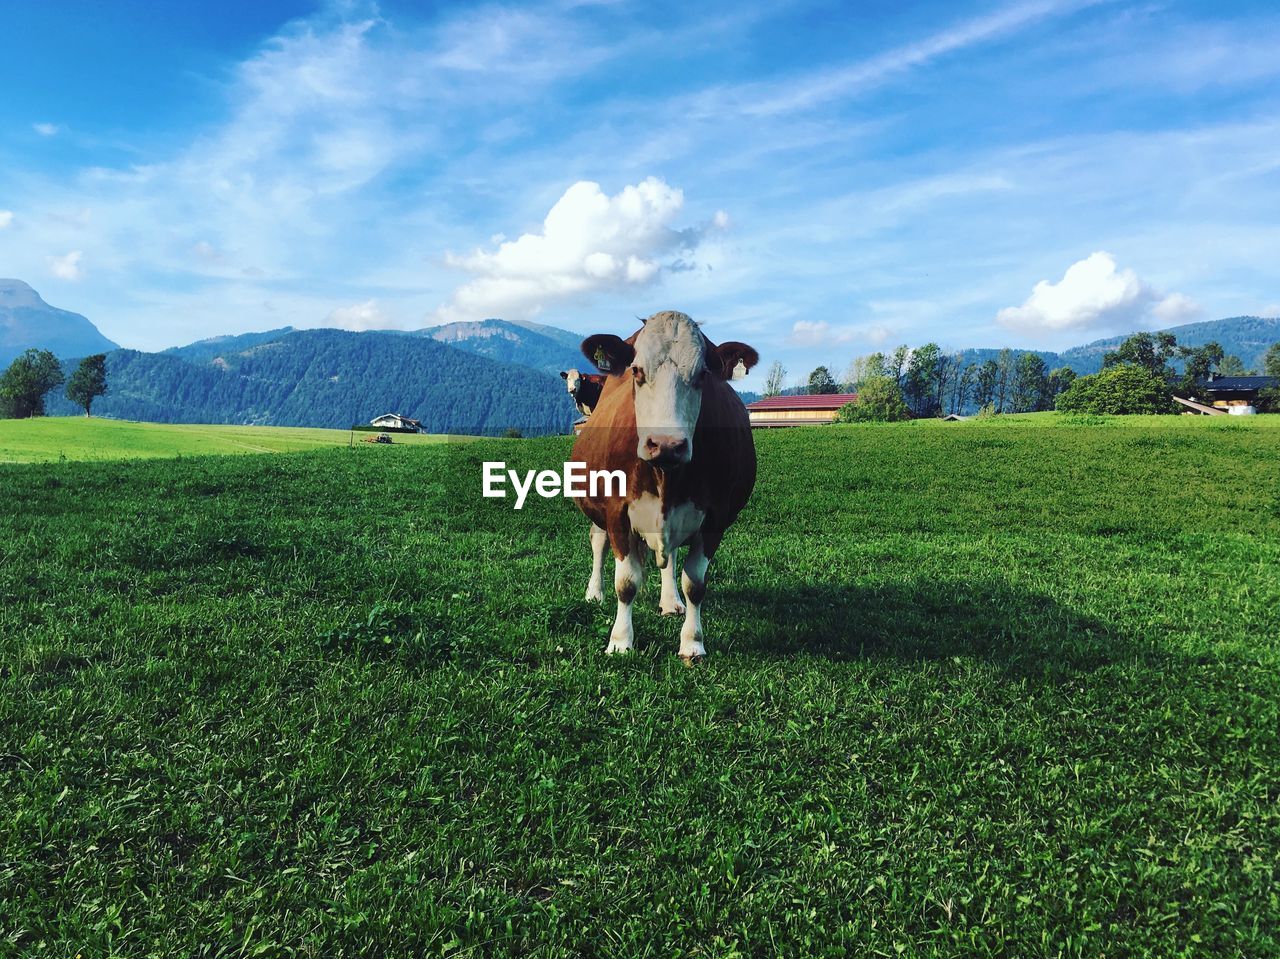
<box><xmin>1189</xmin><ymin>375</ymin><xmax>1279</xmax><ymax>414</ymax></box>
<box><xmin>370</xmin><ymin>413</ymin><xmax>423</xmax><ymax>432</ymax></box>
<box><xmin>745</xmin><ymin>393</ymin><xmax>858</xmax><ymax>427</ymax></box>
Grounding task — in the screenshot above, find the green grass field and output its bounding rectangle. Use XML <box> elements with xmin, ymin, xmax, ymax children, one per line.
<box><xmin>2</xmin><ymin>420</ymin><xmax>1278</xmax><ymax>956</ymax></box>
<box><xmin>0</xmin><ymin>417</ymin><xmax>448</xmax><ymax>464</ymax></box>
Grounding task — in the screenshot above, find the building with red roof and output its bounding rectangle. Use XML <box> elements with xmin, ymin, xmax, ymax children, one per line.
<box><xmin>744</xmin><ymin>392</ymin><xmax>858</xmax><ymax>427</ymax></box>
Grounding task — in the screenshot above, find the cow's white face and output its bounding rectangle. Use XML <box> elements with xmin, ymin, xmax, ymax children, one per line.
<box><xmin>629</xmin><ymin>311</ymin><xmax>706</xmax><ymax>468</ymax></box>
<box><xmin>561</xmin><ymin>369</ymin><xmax>583</xmax><ymax>396</ymax></box>
<box><xmin>580</xmin><ymin>310</ymin><xmax>760</xmax><ymax>471</ymax></box>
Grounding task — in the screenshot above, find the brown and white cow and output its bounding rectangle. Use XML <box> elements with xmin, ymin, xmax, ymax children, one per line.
<box><xmin>559</xmin><ymin>369</ymin><xmax>606</xmax><ymax>418</ymax></box>
<box><xmin>571</xmin><ymin>310</ymin><xmax>758</xmax><ymax>660</ymax></box>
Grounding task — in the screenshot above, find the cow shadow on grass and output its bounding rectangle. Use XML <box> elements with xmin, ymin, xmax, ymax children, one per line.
<box><xmin>708</xmin><ymin>577</ymin><xmax>1135</xmax><ymax>678</ymax></box>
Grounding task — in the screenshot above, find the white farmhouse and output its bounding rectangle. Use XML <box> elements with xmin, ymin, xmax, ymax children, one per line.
<box><xmin>370</xmin><ymin>413</ymin><xmax>423</xmax><ymax>432</ymax></box>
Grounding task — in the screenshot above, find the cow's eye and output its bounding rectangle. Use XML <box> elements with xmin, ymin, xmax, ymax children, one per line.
<box><xmin>631</xmin><ymin>366</ymin><xmax>646</xmax><ymax>385</ymax></box>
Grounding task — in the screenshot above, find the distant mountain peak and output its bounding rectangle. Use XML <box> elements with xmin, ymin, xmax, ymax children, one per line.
<box><xmin>413</xmin><ymin>317</ymin><xmax>584</xmax><ymax>374</ymax></box>
<box><xmin>0</xmin><ymin>278</ymin><xmax>120</xmax><ymax>365</ymax></box>
<box><xmin>0</xmin><ymin>278</ymin><xmax>47</xmax><ymax>309</ymax></box>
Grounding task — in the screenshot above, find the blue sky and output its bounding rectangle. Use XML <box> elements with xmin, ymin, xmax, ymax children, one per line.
<box><xmin>2</xmin><ymin>0</ymin><xmax>1278</xmax><ymax>389</ymax></box>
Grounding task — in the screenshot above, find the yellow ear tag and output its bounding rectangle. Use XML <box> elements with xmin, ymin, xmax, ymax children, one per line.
<box><xmin>732</xmin><ymin>359</ymin><xmax>747</xmax><ymax>381</ymax></box>
<box><xmin>594</xmin><ymin>346</ymin><xmax>612</xmax><ymax>372</ymax></box>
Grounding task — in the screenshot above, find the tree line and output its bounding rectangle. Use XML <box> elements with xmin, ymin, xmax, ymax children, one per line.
<box><xmin>763</xmin><ymin>345</ymin><xmax>1078</xmax><ymax>418</ymax></box>
<box><xmin>0</xmin><ymin>349</ymin><xmax>107</xmax><ymax>418</ymax></box>
<box><xmin>1058</xmin><ymin>333</ymin><xmax>1280</xmax><ymax>414</ymax></box>
<box><xmin>762</xmin><ymin>334</ymin><xmax>1280</xmax><ymax>420</ymax></box>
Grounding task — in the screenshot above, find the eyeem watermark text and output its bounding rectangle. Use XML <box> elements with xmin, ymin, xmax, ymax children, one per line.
<box><xmin>482</xmin><ymin>461</ymin><xmax>626</xmax><ymax>509</ymax></box>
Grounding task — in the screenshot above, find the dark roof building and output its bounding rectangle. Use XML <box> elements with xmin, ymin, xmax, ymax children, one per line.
<box><xmin>1191</xmin><ymin>375</ymin><xmax>1279</xmax><ymax>410</ymax></box>
<box><xmin>1195</xmin><ymin>375</ymin><xmax>1279</xmax><ymax>392</ymax></box>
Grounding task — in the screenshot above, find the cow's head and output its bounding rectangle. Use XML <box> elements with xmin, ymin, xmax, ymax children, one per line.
<box><xmin>560</xmin><ymin>369</ymin><xmax>583</xmax><ymax>396</ymax></box>
<box><xmin>582</xmin><ymin>310</ymin><xmax>758</xmax><ymax>468</ymax></box>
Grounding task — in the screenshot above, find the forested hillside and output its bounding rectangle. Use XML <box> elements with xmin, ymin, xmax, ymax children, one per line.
<box><xmin>163</xmin><ymin>327</ymin><xmax>298</xmax><ymax>364</ymax></box>
<box><xmin>1060</xmin><ymin>316</ymin><xmax>1280</xmax><ymax>374</ymax></box>
<box><xmin>45</xmin><ymin>329</ymin><xmax>578</xmax><ymax>435</ymax></box>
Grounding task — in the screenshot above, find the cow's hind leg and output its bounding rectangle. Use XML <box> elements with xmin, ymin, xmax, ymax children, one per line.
<box><xmin>658</xmin><ymin>553</ymin><xmax>686</xmax><ymax>616</ymax></box>
<box><xmin>607</xmin><ymin>547</ymin><xmax>644</xmax><ymax>655</ymax></box>
<box><xmin>585</xmin><ymin>523</ymin><xmax>607</xmax><ymax>603</ymax></box>
<box><xmin>679</xmin><ymin>538</ymin><xmax>710</xmax><ymax>662</ymax></box>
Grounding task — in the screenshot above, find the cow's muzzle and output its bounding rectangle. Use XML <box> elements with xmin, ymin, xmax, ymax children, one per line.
<box><xmin>642</xmin><ymin>434</ymin><xmax>690</xmax><ymax>469</ymax></box>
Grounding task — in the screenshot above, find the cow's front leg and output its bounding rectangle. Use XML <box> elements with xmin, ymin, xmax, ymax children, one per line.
<box><xmin>607</xmin><ymin>547</ymin><xmax>644</xmax><ymax>655</ymax></box>
<box><xmin>679</xmin><ymin>539</ymin><xmax>709</xmax><ymax>661</ymax></box>
<box><xmin>658</xmin><ymin>553</ymin><xmax>686</xmax><ymax>616</ymax></box>
<box><xmin>585</xmin><ymin>523</ymin><xmax>607</xmax><ymax>602</ymax></box>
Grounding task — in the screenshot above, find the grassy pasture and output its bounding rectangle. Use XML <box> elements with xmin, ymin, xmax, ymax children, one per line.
<box><xmin>1</xmin><ymin>421</ymin><xmax>1278</xmax><ymax>957</ymax></box>
<box><xmin>0</xmin><ymin>417</ymin><xmax>448</xmax><ymax>464</ymax></box>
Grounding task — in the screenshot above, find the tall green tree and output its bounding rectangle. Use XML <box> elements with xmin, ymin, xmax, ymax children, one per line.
<box><xmin>1180</xmin><ymin>341</ymin><xmax>1224</xmax><ymax>379</ymax></box>
<box><xmin>888</xmin><ymin>345</ymin><xmax>910</xmax><ymax>386</ymax></box>
<box><xmin>949</xmin><ymin>361</ymin><xmax>975</xmax><ymax>415</ymax></box>
<box><xmin>1011</xmin><ymin>352</ymin><xmax>1048</xmax><ymax>412</ymax></box>
<box><xmin>66</xmin><ymin>353</ymin><xmax>109</xmax><ymax>416</ymax></box>
<box><xmin>1046</xmin><ymin>366</ymin><xmax>1077</xmax><ymax>405</ymax></box>
<box><xmin>1104</xmin><ymin>331</ymin><xmax>1178</xmax><ymax>380</ymax></box>
<box><xmin>973</xmin><ymin>360</ymin><xmax>999</xmax><ymax>409</ymax></box>
<box><xmin>995</xmin><ymin>349</ymin><xmax>1016</xmax><ymax>412</ymax></box>
<box><xmin>1177</xmin><ymin>340</ymin><xmax>1225</xmax><ymax>396</ymax></box>
<box><xmin>933</xmin><ymin>350</ymin><xmax>956</xmax><ymax>415</ymax></box>
<box><xmin>0</xmin><ymin>349</ymin><xmax>65</xmax><ymax>418</ymax></box>
<box><xmin>842</xmin><ymin>352</ymin><xmax>887</xmax><ymax>391</ymax></box>
<box><xmin>1259</xmin><ymin>342</ymin><xmax>1280</xmax><ymax>412</ymax></box>
<box><xmin>904</xmin><ymin>342</ymin><xmax>942</xmax><ymax>417</ymax></box>
<box><xmin>807</xmin><ymin>366</ymin><xmax>838</xmax><ymax>395</ymax></box>
<box><xmin>835</xmin><ymin>375</ymin><xmax>910</xmax><ymax>422</ymax></box>
<box><xmin>1264</xmin><ymin>342</ymin><xmax>1280</xmax><ymax>377</ymax></box>
<box><xmin>1217</xmin><ymin>354</ymin><xmax>1248</xmax><ymax>377</ymax></box>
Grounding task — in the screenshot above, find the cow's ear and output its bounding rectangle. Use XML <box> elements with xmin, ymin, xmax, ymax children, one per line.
<box><xmin>559</xmin><ymin>370</ymin><xmax>569</xmax><ymax>379</ymax></box>
<box><xmin>581</xmin><ymin>334</ymin><xmax>635</xmax><ymax>375</ymax></box>
<box><xmin>713</xmin><ymin>342</ymin><xmax>759</xmax><ymax>380</ymax></box>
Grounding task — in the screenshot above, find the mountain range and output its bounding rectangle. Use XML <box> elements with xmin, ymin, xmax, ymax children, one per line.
<box><xmin>416</xmin><ymin>318</ymin><xmax>584</xmax><ymax>375</ymax></box>
<box><xmin>5</xmin><ymin>280</ymin><xmax>1278</xmax><ymax>431</ymax></box>
<box><xmin>952</xmin><ymin>315</ymin><xmax>1280</xmax><ymax>377</ymax></box>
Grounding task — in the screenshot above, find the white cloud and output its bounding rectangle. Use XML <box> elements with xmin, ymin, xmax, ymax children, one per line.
<box><xmin>790</xmin><ymin>320</ymin><xmax>851</xmax><ymax>346</ymax></box>
<box><xmin>996</xmin><ymin>251</ymin><xmax>1195</xmax><ymax>335</ymax></box>
<box><xmin>862</xmin><ymin>323</ymin><xmax>894</xmax><ymax>346</ymax></box>
<box><xmin>435</xmin><ymin>177</ymin><xmax>721</xmax><ymax>322</ymax></box>
<box><xmin>1150</xmin><ymin>292</ymin><xmax>1203</xmax><ymax>326</ymax></box>
<box><xmin>326</xmin><ymin>299</ymin><xmax>391</xmax><ymax>330</ymax></box>
<box><xmin>1258</xmin><ymin>302</ymin><xmax>1280</xmax><ymax>318</ymax></box>
<box><xmin>48</xmin><ymin>250</ymin><xmax>84</xmax><ymax>281</ymax></box>
<box><xmin>789</xmin><ymin>319</ymin><xmax>894</xmax><ymax>347</ymax></box>
<box><xmin>33</xmin><ymin>122</ymin><xmax>59</xmax><ymax>137</ymax></box>
<box><xmin>0</xmin><ymin>210</ymin><xmax>12</xmax><ymax>229</ymax></box>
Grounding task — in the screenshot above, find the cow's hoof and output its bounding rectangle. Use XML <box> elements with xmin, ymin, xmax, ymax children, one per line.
<box><xmin>660</xmin><ymin>600</ymin><xmax>686</xmax><ymax>616</ymax></box>
<box><xmin>605</xmin><ymin>640</ymin><xmax>633</xmax><ymax>655</ymax></box>
<box><xmin>585</xmin><ymin>587</ymin><xmax>605</xmax><ymax>603</ymax></box>
<box><xmin>679</xmin><ymin>653</ymin><xmax>704</xmax><ymax>667</ymax></box>
<box><xmin>678</xmin><ymin>640</ymin><xmax>706</xmax><ymax>664</ymax></box>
